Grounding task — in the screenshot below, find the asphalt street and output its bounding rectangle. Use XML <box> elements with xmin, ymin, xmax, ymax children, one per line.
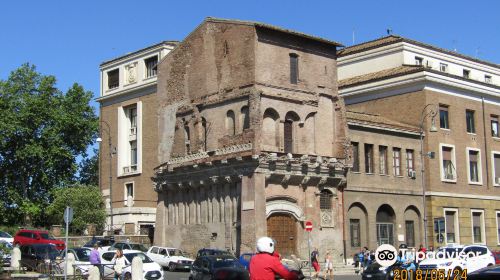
<box><xmin>164</xmin><ymin>271</ymin><xmax>362</xmax><ymax>280</ymax></box>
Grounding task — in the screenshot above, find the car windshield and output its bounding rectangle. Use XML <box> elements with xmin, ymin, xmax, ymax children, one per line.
<box><xmin>437</xmin><ymin>248</ymin><xmax>463</xmax><ymax>259</ymax></box>
<box><xmin>39</xmin><ymin>233</ymin><xmax>55</xmax><ymax>240</ymax></box>
<box><xmin>130</xmin><ymin>244</ymin><xmax>148</xmax><ymax>252</ymax></box>
<box><xmin>168</xmin><ymin>249</ymin><xmax>185</xmax><ymax>256</ymax></box>
<box><xmin>125</xmin><ymin>253</ymin><xmax>153</xmax><ymax>263</ymax></box>
<box><xmin>35</xmin><ymin>245</ymin><xmax>59</xmax><ymax>256</ymax></box>
<box><xmin>74</xmin><ymin>249</ymin><xmax>91</xmax><ymax>261</ymax></box>
<box><xmin>212</xmin><ymin>258</ymin><xmax>239</xmax><ymax>269</ymax></box>
<box><xmin>0</xmin><ymin>231</ymin><xmax>12</xmax><ymax>238</ymax></box>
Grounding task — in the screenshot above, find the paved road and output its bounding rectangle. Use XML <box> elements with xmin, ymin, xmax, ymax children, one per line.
<box><xmin>164</xmin><ymin>271</ymin><xmax>362</xmax><ymax>280</ymax></box>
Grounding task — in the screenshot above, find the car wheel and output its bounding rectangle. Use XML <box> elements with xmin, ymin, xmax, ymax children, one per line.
<box><xmin>124</xmin><ymin>272</ymin><xmax>132</xmax><ymax>280</ymax></box>
<box><xmin>488</xmin><ymin>263</ymin><xmax>494</xmax><ymax>267</ymax></box>
<box><xmin>168</xmin><ymin>263</ymin><xmax>176</xmax><ymax>271</ymax></box>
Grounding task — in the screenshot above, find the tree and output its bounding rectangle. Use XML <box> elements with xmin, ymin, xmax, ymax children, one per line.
<box><xmin>79</xmin><ymin>149</ymin><xmax>99</xmax><ymax>186</ymax></box>
<box><xmin>46</xmin><ymin>185</ymin><xmax>106</xmax><ymax>234</ymax></box>
<box><xmin>0</xmin><ymin>64</ymin><xmax>98</xmax><ymax>225</ymax></box>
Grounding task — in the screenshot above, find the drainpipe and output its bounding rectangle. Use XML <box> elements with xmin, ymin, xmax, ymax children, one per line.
<box><xmin>342</xmin><ymin>184</ymin><xmax>347</xmax><ymax>265</ymax></box>
<box><xmin>482</xmin><ymin>97</ymin><xmax>490</xmax><ymax>189</ymax></box>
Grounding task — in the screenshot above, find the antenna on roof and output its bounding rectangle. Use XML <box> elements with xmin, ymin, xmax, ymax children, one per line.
<box><xmin>386</xmin><ymin>28</ymin><xmax>393</xmax><ymax>35</ymax></box>
<box><xmin>452</xmin><ymin>40</ymin><xmax>457</xmax><ymax>52</ymax></box>
<box><xmin>475</xmin><ymin>47</ymin><xmax>481</xmax><ymax>58</ymax></box>
<box><xmin>352</xmin><ymin>28</ymin><xmax>356</xmax><ymax>45</ymax></box>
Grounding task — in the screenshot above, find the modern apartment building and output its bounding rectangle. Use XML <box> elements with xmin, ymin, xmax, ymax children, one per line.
<box><xmin>338</xmin><ymin>35</ymin><xmax>500</xmax><ymax>251</ymax></box>
<box><xmin>97</xmin><ymin>41</ymin><xmax>177</xmax><ymax>235</ymax></box>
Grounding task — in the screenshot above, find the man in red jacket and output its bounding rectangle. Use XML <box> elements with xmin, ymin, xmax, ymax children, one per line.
<box><xmin>249</xmin><ymin>237</ymin><xmax>299</xmax><ymax>280</ymax></box>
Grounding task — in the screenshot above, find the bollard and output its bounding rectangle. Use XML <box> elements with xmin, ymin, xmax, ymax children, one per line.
<box><xmin>88</xmin><ymin>266</ymin><xmax>100</xmax><ymax>280</ymax></box>
<box><xmin>10</xmin><ymin>247</ymin><xmax>20</xmax><ymax>270</ymax></box>
<box><xmin>131</xmin><ymin>256</ymin><xmax>143</xmax><ymax>280</ymax></box>
<box><xmin>66</xmin><ymin>252</ymin><xmax>75</xmax><ymax>276</ymax></box>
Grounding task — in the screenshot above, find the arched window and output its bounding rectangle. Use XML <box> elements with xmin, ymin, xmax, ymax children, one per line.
<box><xmin>263</xmin><ymin>108</ymin><xmax>279</xmax><ymax>149</ymax></box>
<box><xmin>226</xmin><ymin>110</ymin><xmax>236</xmax><ymax>136</ymax></box>
<box><xmin>184</xmin><ymin>125</ymin><xmax>190</xmax><ymax>154</ymax></box>
<box><xmin>284</xmin><ymin>111</ymin><xmax>300</xmax><ymax>154</ymax></box>
<box><xmin>319</xmin><ymin>190</ymin><xmax>332</xmax><ymax>210</ymax></box>
<box><xmin>240</xmin><ymin>106</ymin><xmax>250</xmax><ymax>131</ymax></box>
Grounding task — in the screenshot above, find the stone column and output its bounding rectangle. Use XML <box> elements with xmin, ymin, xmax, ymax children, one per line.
<box><xmin>219</xmin><ymin>184</ymin><xmax>225</xmax><ymax>223</ymax></box>
<box><xmin>154</xmin><ymin>191</ymin><xmax>165</xmax><ymax>245</ymax></box>
<box><xmin>212</xmin><ymin>184</ymin><xmax>219</xmax><ymax>223</ymax></box>
<box><xmin>240</xmin><ymin>172</ymin><xmax>267</xmax><ymax>253</ymax></box>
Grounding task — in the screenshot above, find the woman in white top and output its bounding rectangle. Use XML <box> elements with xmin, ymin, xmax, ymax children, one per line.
<box><xmin>112</xmin><ymin>249</ymin><xmax>129</xmax><ymax>280</ymax></box>
<box><xmin>324</xmin><ymin>251</ymin><xmax>334</xmax><ymax>280</ymax></box>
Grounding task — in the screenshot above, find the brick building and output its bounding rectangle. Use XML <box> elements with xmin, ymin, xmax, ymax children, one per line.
<box><xmin>338</xmin><ymin>35</ymin><xmax>500</xmax><ymax>253</ymax></box>
<box><xmin>344</xmin><ymin>110</ymin><xmax>424</xmax><ymax>258</ymax></box>
<box><xmin>151</xmin><ymin>18</ymin><xmax>349</xmax><ymax>260</ymax></box>
<box><xmin>97</xmin><ymin>41</ymin><xmax>177</xmax><ymax>235</ymax></box>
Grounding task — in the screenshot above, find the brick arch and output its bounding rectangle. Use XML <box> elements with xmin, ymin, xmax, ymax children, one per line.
<box><xmin>262</xmin><ymin>108</ymin><xmax>280</xmax><ymax>150</ymax></box>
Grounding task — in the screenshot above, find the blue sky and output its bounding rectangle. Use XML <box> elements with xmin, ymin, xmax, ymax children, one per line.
<box><xmin>2</xmin><ymin>0</ymin><xmax>499</xmax><ymax>108</ymax></box>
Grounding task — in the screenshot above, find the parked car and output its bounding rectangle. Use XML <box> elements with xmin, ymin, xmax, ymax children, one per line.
<box><xmin>493</xmin><ymin>250</ymin><xmax>500</xmax><ymax>265</ymax></box>
<box><xmin>146</xmin><ymin>246</ymin><xmax>194</xmax><ymax>271</ymax></box>
<box><xmin>101</xmin><ymin>250</ymin><xmax>163</xmax><ymax>280</ymax></box>
<box><xmin>83</xmin><ymin>237</ymin><xmax>114</xmax><ymax>251</ymax></box>
<box><xmin>14</xmin><ymin>229</ymin><xmax>65</xmax><ymax>250</ymax></box>
<box><xmin>196</xmin><ymin>248</ymin><xmax>234</xmax><ymax>258</ymax></box>
<box><xmin>0</xmin><ymin>231</ymin><xmax>13</xmax><ymax>244</ymax></box>
<box><xmin>108</xmin><ymin>242</ymin><xmax>148</xmax><ymax>252</ymax></box>
<box><xmin>0</xmin><ymin>240</ymin><xmax>13</xmax><ymax>267</ymax></box>
<box><xmin>468</xmin><ymin>264</ymin><xmax>500</xmax><ymax>280</ymax></box>
<box><xmin>418</xmin><ymin>245</ymin><xmax>495</xmax><ymax>275</ymax></box>
<box><xmin>189</xmin><ymin>255</ymin><xmax>249</xmax><ymax>280</ymax></box>
<box><xmin>58</xmin><ymin>247</ymin><xmax>92</xmax><ymax>275</ymax></box>
<box><xmin>19</xmin><ymin>244</ymin><xmax>60</xmax><ymax>271</ymax></box>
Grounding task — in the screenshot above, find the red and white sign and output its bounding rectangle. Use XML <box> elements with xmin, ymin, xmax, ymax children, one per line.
<box><xmin>305</xmin><ymin>221</ymin><xmax>313</xmax><ymax>232</ymax></box>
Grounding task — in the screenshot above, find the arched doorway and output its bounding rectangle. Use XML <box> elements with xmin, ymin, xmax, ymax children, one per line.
<box><xmin>267</xmin><ymin>213</ymin><xmax>297</xmax><ymax>256</ymax></box>
<box><xmin>376</xmin><ymin>204</ymin><xmax>395</xmax><ymax>245</ymax></box>
<box><xmin>404</xmin><ymin>206</ymin><xmax>421</xmax><ymax>248</ymax></box>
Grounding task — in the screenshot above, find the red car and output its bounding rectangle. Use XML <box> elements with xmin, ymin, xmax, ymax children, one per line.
<box><xmin>493</xmin><ymin>250</ymin><xmax>500</xmax><ymax>265</ymax></box>
<box><xmin>13</xmin><ymin>229</ymin><xmax>65</xmax><ymax>251</ymax></box>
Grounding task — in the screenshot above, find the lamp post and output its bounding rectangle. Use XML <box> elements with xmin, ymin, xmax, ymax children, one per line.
<box><xmin>419</xmin><ymin>104</ymin><xmax>438</xmax><ymax>249</ymax></box>
<box><xmin>96</xmin><ymin>120</ymin><xmax>115</xmax><ymax>236</ymax></box>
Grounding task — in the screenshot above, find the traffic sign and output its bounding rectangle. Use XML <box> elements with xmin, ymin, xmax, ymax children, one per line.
<box><xmin>305</xmin><ymin>221</ymin><xmax>313</xmax><ymax>232</ymax></box>
<box><xmin>64</xmin><ymin>207</ymin><xmax>73</xmax><ymax>224</ymax></box>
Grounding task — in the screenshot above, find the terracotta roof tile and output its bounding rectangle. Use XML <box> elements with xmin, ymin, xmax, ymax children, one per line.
<box><xmin>347</xmin><ymin>110</ymin><xmax>420</xmax><ymax>133</ymax></box>
<box><xmin>339</xmin><ymin>65</ymin><xmax>424</xmax><ymax>88</ymax></box>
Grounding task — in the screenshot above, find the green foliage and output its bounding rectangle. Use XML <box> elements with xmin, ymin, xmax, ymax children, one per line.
<box><xmin>46</xmin><ymin>185</ymin><xmax>105</xmax><ymax>234</ymax></box>
<box><xmin>78</xmin><ymin>149</ymin><xmax>99</xmax><ymax>186</ymax></box>
<box><xmin>0</xmin><ymin>64</ymin><xmax>98</xmax><ymax>225</ymax></box>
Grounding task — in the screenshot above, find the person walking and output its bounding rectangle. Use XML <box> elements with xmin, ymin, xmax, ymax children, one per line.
<box><xmin>90</xmin><ymin>243</ymin><xmax>103</xmax><ymax>279</ymax></box>
<box><xmin>323</xmin><ymin>251</ymin><xmax>333</xmax><ymax>280</ymax></box>
<box><xmin>311</xmin><ymin>248</ymin><xmax>320</xmax><ymax>279</ymax></box>
<box><xmin>112</xmin><ymin>249</ymin><xmax>129</xmax><ymax>280</ymax></box>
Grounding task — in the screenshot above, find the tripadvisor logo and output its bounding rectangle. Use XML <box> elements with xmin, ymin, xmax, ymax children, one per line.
<box><xmin>375</xmin><ymin>244</ymin><xmax>398</xmax><ymax>267</ymax></box>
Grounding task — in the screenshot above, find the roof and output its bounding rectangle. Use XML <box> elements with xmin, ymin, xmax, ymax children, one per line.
<box><xmin>339</xmin><ymin>65</ymin><xmax>424</xmax><ymax>88</ymax></box>
<box><xmin>205</xmin><ymin>17</ymin><xmax>343</xmax><ymax>47</ymax></box>
<box><xmin>338</xmin><ymin>35</ymin><xmax>499</xmax><ymax>69</ymax></box>
<box><xmin>347</xmin><ymin>110</ymin><xmax>420</xmax><ymax>134</ymax></box>
<box><xmin>339</xmin><ymin>65</ymin><xmax>500</xmax><ymax>90</ymax></box>
<box><xmin>100</xmin><ymin>40</ymin><xmax>179</xmax><ymax>67</ymax></box>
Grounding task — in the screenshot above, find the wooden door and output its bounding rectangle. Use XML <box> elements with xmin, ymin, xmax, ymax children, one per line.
<box><xmin>267</xmin><ymin>214</ymin><xmax>297</xmax><ymax>257</ymax></box>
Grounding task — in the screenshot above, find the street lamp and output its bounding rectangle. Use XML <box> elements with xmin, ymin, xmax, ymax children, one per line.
<box><xmin>419</xmin><ymin>104</ymin><xmax>438</xmax><ymax>249</ymax></box>
<box><xmin>96</xmin><ymin>120</ymin><xmax>115</xmax><ymax>236</ymax></box>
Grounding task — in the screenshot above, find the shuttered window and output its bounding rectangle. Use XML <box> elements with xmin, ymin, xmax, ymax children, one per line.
<box><xmin>468</xmin><ymin>150</ymin><xmax>480</xmax><ymax>183</ymax></box>
<box><xmin>472</xmin><ymin>211</ymin><xmax>484</xmax><ymax>244</ymax></box>
<box><xmin>442</xmin><ymin>146</ymin><xmax>455</xmax><ymax>180</ymax></box>
<box><xmin>352</xmin><ymin>142</ymin><xmax>360</xmax><ymax>172</ymax></box>
<box><xmin>445</xmin><ymin>210</ymin><xmax>457</xmax><ymax>243</ymax></box>
<box><xmin>350</xmin><ymin>219</ymin><xmax>361</xmax><ymax>247</ymax></box>
<box><xmin>379</xmin><ymin>146</ymin><xmax>388</xmax><ymax>175</ymax></box>
<box><xmin>494</xmin><ymin>154</ymin><xmax>500</xmax><ymax>185</ymax></box>
<box><xmin>365</xmin><ymin>144</ymin><xmax>374</xmax><ymax>173</ymax></box>
<box><xmin>439</xmin><ymin>105</ymin><xmax>449</xmax><ymax>129</ymax></box>
<box><xmin>393</xmin><ymin>148</ymin><xmax>401</xmax><ymax>176</ymax></box>
<box><xmin>284</xmin><ymin>120</ymin><xmax>293</xmax><ymax>153</ymax></box>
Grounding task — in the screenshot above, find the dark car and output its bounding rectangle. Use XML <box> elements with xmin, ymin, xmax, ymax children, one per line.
<box><xmin>468</xmin><ymin>265</ymin><xmax>500</xmax><ymax>280</ymax></box>
<box><xmin>14</xmin><ymin>229</ymin><xmax>65</xmax><ymax>251</ymax></box>
<box><xmin>20</xmin><ymin>244</ymin><xmax>60</xmax><ymax>271</ymax></box>
<box><xmin>361</xmin><ymin>261</ymin><xmax>416</xmax><ymax>280</ymax></box>
<box><xmin>197</xmin><ymin>248</ymin><xmax>234</xmax><ymax>258</ymax></box>
<box><xmin>190</xmin><ymin>255</ymin><xmax>249</xmax><ymax>280</ymax></box>
<box><xmin>108</xmin><ymin>242</ymin><xmax>148</xmax><ymax>252</ymax></box>
<box><xmin>83</xmin><ymin>237</ymin><xmax>115</xmax><ymax>249</ymax></box>
<box><xmin>0</xmin><ymin>241</ymin><xmax>13</xmax><ymax>267</ymax></box>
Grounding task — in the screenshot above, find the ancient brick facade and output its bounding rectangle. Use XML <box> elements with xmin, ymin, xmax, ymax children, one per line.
<box><xmin>153</xmin><ymin>18</ymin><xmax>349</xmax><ymax>261</ymax></box>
